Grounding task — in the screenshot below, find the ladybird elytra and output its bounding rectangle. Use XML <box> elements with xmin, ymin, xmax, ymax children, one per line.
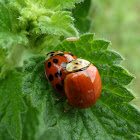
<box><xmin>64</xmin><ymin>59</ymin><xmax>102</xmax><ymax>109</ymax></box>
<box><xmin>44</xmin><ymin>51</ymin><xmax>77</xmax><ymax>95</ymax></box>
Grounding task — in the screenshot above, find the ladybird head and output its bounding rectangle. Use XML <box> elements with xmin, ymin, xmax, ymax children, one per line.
<box><xmin>46</xmin><ymin>51</ymin><xmax>63</xmax><ymax>61</ymax></box>
<box><xmin>66</xmin><ymin>58</ymin><xmax>90</xmax><ymax>72</ymax></box>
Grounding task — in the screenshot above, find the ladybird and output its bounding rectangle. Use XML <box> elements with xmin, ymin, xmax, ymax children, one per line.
<box><xmin>64</xmin><ymin>58</ymin><xmax>102</xmax><ymax>109</ymax></box>
<box><xmin>44</xmin><ymin>51</ymin><xmax>77</xmax><ymax>95</ymax></box>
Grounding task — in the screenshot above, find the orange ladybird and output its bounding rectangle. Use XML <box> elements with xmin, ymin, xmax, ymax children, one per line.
<box><xmin>64</xmin><ymin>58</ymin><xmax>102</xmax><ymax>109</ymax></box>
<box><xmin>44</xmin><ymin>51</ymin><xmax>77</xmax><ymax>95</ymax></box>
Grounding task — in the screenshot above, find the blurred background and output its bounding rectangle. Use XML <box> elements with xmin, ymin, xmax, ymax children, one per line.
<box><xmin>89</xmin><ymin>0</ymin><xmax>140</xmax><ymax>107</ymax></box>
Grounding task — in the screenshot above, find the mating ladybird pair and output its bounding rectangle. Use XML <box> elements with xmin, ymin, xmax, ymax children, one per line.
<box><xmin>44</xmin><ymin>51</ymin><xmax>102</xmax><ymax>109</ymax></box>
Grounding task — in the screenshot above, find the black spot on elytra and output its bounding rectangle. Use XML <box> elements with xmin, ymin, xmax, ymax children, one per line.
<box><xmin>59</xmin><ymin>53</ymin><xmax>64</xmax><ymax>56</ymax></box>
<box><xmin>55</xmin><ymin>71</ymin><xmax>62</xmax><ymax>78</ymax></box>
<box><xmin>48</xmin><ymin>74</ymin><xmax>53</xmax><ymax>82</ymax></box>
<box><xmin>53</xmin><ymin>59</ymin><xmax>58</xmax><ymax>63</ymax></box>
<box><xmin>61</xmin><ymin>80</ymin><xmax>64</xmax><ymax>85</ymax></box>
<box><xmin>56</xmin><ymin>83</ymin><xmax>63</xmax><ymax>91</ymax></box>
<box><xmin>62</xmin><ymin>62</ymin><xmax>67</xmax><ymax>68</ymax></box>
<box><xmin>69</xmin><ymin>52</ymin><xmax>74</xmax><ymax>56</ymax></box>
<box><xmin>48</xmin><ymin>62</ymin><xmax>51</xmax><ymax>68</ymax></box>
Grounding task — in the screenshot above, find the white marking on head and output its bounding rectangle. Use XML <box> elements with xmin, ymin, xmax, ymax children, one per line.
<box><xmin>66</xmin><ymin>58</ymin><xmax>90</xmax><ymax>72</ymax></box>
<box><xmin>45</xmin><ymin>51</ymin><xmax>63</xmax><ymax>61</ymax></box>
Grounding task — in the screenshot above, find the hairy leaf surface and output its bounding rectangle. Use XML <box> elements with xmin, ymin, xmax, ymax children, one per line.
<box><xmin>0</xmin><ymin>2</ymin><xmax>28</xmax><ymax>48</ymax></box>
<box><xmin>72</xmin><ymin>0</ymin><xmax>91</xmax><ymax>33</ymax></box>
<box><xmin>22</xmin><ymin>34</ymin><xmax>140</xmax><ymax>140</ymax></box>
<box><xmin>46</xmin><ymin>0</ymin><xmax>84</xmax><ymax>10</ymax></box>
<box><xmin>0</xmin><ymin>71</ymin><xmax>27</xmax><ymax>140</ymax></box>
<box><xmin>39</xmin><ymin>11</ymin><xmax>78</xmax><ymax>37</ymax></box>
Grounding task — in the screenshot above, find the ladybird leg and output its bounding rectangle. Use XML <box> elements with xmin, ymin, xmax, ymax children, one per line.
<box><xmin>64</xmin><ymin>100</ymin><xmax>71</xmax><ymax>113</ymax></box>
<box><xmin>62</xmin><ymin>67</ymin><xmax>69</xmax><ymax>74</ymax></box>
<box><xmin>55</xmin><ymin>94</ymin><xmax>62</xmax><ymax>101</ymax></box>
<box><xmin>40</xmin><ymin>75</ymin><xmax>46</xmax><ymax>78</ymax></box>
<box><xmin>63</xmin><ymin>68</ymin><xmax>68</xmax><ymax>73</ymax></box>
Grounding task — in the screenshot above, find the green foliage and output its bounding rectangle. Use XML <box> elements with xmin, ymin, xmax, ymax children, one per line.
<box><xmin>72</xmin><ymin>0</ymin><xmax>91</xmax><ymax>33</ymax></box>
<box><xmin>31</xmin><ymin>35</ymin><xmax>61</xmax><ymax>54</ymax></box>
<box><xmin>39</xmin><ymin>128</ymin><xmax>62</xmax><ymax>140</ymax></box>
<box><xmin>0</xmin><ymin>125</ymin><xmax>13</xmax><ymax>140</ymax></box>
<box><xmin>22</xmin><ymin>99</ymin><xmax>39</xmax><ymax>140</ymax></box>
<box><xmin>0</xmin><ymin>47</ymin><xmax>7</xmax><ymax>67</ymax></box>
<box><xmin>22</xmin><ymin>34</ymin><xmax>140</xmax><ymax>140</ymax></box>
<box><xmin>22</xmin><ymin>56</ymin><xmax>50</xmax><ymax>106</ymax></box>
<box><xmin>0</xmin><ymin>2</ymin><xmax>12</xmax><ymax>31</ymax></box>
<box><xmin>0</xmin><ymin>0</ymin><xmax>80</xmax><ymax>50</ymax></box>
<box><xmin>39</xmin><ymin>11</ymin><xmax>78</xmax><ymax>37</ymax></box>
<box><xmin>90</xmin><ymin>0</ymin><xmax>140</xmax><ymax>107</ymax></box>
<box><xmin>8</xmin><ymin>0</ymin><xmax>79</xmax><ymax>37</ymax></box>
<box><xmin>0</xmin><ymin>32</ymin><xmax>28</xmax><ymax>48</ymax></box>
<box><xmin>46</xmin><ymin>0</ymin><xmax>84</xmax><ymax>9</ymax></box>
<box><xmin>0</xmin><ymin>0</ymin><xmax>80</xmax><ymax>77</ymax></box>
<box><xmin>0</xmin><ymin>71</ymin><xmax>27</xmax><ymax>140</ymax></box>
<box><xmin>0</xmin><ymin>0</ymin><xmax>140</xmax><ymax>140</ymax></box>
<box><xmin>0</xmin><ymin>2</ymin><xmax>28</xmax><ymax>48</ymax></box>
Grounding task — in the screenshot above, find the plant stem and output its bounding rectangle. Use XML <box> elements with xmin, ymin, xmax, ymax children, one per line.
<box><xmin>0</xmin><ymin>45</ymin><xmax>26</xmax><ymax>78</ymax></box>
<box><xmin>7</xmin><ymin>44</ymin><xmax>26</xmax><ymax>68</ymax></box>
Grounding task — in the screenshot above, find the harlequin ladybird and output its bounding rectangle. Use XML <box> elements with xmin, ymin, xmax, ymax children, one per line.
<box><xmin>44</xmin><ymin>51</ymin><xmax>77</xmax><ymax>95</ymax></box>
<box><xmin>64</xmin><ymin>58</ymin><xmax>102</xmax><ymax>109</ymax></box>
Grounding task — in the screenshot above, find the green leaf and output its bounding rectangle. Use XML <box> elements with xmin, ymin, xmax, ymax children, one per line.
<box><xmin>22</xmin><ymin>98</ymin><xmax>39</xmax><ymax>140</ymax></box>
<box><xmin>33</xmin><ymin>35</ymin><xmax>61</xmax><ymax>53</ymax></box>
<box><xmin>38</xmin><ymin>128</ymin><xmax>62</xmax><ymax>140</ymax></box>
<box><xmin>0</xmin><ymin>32</ymin><xmax>28</xmax><ymax>48</ymax></box>
<box><xmin>43</xmin><ymin>92</ymin><xmax>139</xmax><ymax>140</ymax></box>
<box><xmin>6</xmin><ymin>1</ymin><xmax>79</xmax><ymax>39</ymax></box>
<box><xmin>0</xmin><ymin>2</ymin><xmax>12</xmax><ymax>31</ymax></box>
<box><xmin>55</xmin><ymin>34</ymin><xmax>123</xmax><ymax>64</ymax></box>
<box><xmin>99</xmin><ymin>65</ymin><xmax>134</xmax><ymax>85</ymax></box>
<box><xmin>0</xmin><ymin>47</ymin><xmax>7</xmax><ymax>67</ymax></box>
<box><xmin>0</xmin><ymin>70</ymin><xmax>27</xmax><ymax>140</ymax></box>
<box><xmin>22</xmin><ymin>34</ymin><xmax>140</xmax><ymax>140</ymax></box>
<box><xmin>45</xmin><ymin>0</ymin><xmax>84</xmax><ymax>10</ymax></box>
<box><xmin>0</xmin><ymin>2</ymin><xmax>28</xmax><ymax>48</ymax></box>
<box><xmin>0</xmin><ymin>125</ymin><xmax>13</xmax><ymax>140</ymax></box>
<box><xmin>22</xmin><ymin>56</ymin><xmax>50</xmax><ymax>106</ymax></box>
<box><xmin>72</xmin><ymin>0</ymin><xmax>91</xmax><ymax>33</ymax></box>
<box><xmin>39</xmin><ymin>11</ymin><xmax>79</xmax><ymax>37</ymax></box>
<box><xmin>9</xmin><ymin>0</ymin><xmax>27</xmax><ymax>8</ymax></box>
